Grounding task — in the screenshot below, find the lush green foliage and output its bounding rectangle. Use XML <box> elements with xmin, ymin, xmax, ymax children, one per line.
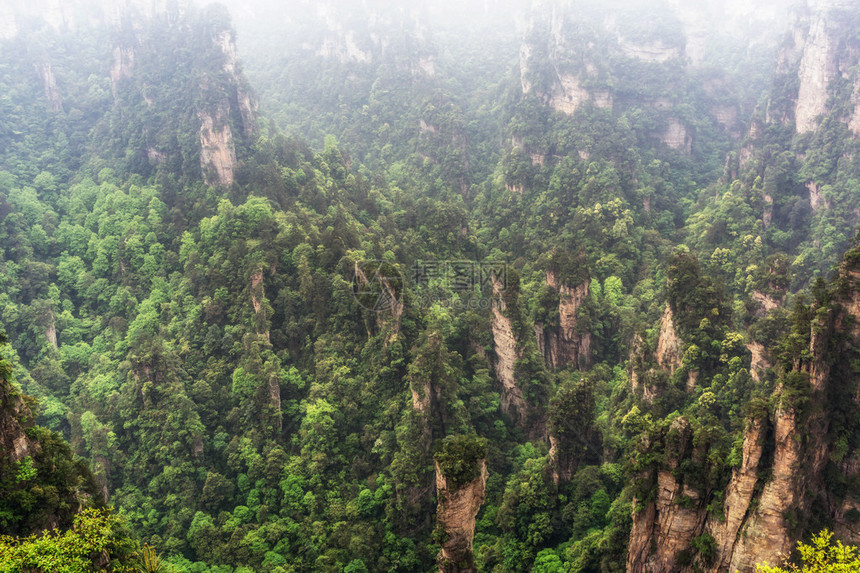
<box><xmin>756</xmin><ymin>530</ymin><xmax>860</xmax><ymax>573</ymax></box>
<box><xmin>0</xmin><ymin>508</ymin><xmax>137</xmax><ymax>572</ymax></box>
<box><xmin>0</xmin><ymin>1</ymin><xmax>859</xmax><ymax>572</ymax></box>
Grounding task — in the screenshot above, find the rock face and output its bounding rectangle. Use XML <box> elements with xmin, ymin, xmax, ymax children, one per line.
<box><xmin>728</xmin><ymin>408</ymin><xmax>803</xmax><ymax>572</ymax></box>
<box><xmin>491</xmin><ymin>277</ymin><xmax>528</xmax><ymax>426</ymax></box>
<box><xmin>535</xmin><ymin>271</ymin><xmax>591</xmax><ymax>370</ymax></box>
<box><xmin>660</xmin><ymin>117</ymin><xmax>692</xmax><ymax>155</ymax></box>
<box><xmin>213</xmin><ymin>29</ymin><xmax>257</xmax><ymax>139</ymax></box>
<box><xmin>35</xmin><ymin>61</ymin><xmax>63</xmax><ymax>112</ymax></box>
<box><xmin>6</xmin><ymin>1</ymin><xmax>256</xmax><ymax>186</ymax></box>
<box><xmin>0</xmin><ymin>375</ymin><xmax>38</xmax><ymax>464</ymax></box>
<box><xmin>198</xmin><ymin>26</ymin><xmax>257</xmax><ymax>186</ymax></box>
<box><xmin>752</xmin><ymin>290</ymin><xmax>783</xmax><ymax>316</ymax></box>
<box><xmin>746</xmin><ymin>341</ymin><xmax>771</xmax><ymax>383</ymax></box>
<box><xmin>850</xmin><ymin>75</ymin><xmax>860</xmax><ymax>136</ymax></box>
<box><xmin>790</xmin><ymin>0</ymin><xmax>860</xmax><ymax>133</ymax></box>
<box><xmin>794</xmin><ymin>6</ymin><xmax>837</xmax><ymax>133</ymax></box>
<box><xmin>655</xmin><ymin>304</ymin><xmax>682</xmax><ymax>373</ymax></box>
<box><xmin>708</xmin><ymin>419</ymin><xmax>768</xmax><ymax>571</ymax></box>
<box><xmin>627</xmin><ymin>418</ymin><xmax>705</xmax><ymax>573</ymax></box>
<box><xmin>199</xmin><ymin>108</ymin><xmax>237</xmax><ymax>187</ymax></box>
<box><xmin>110</xmin><ymin>46</ymin><xmax>135</xmax><ymax>97</ymax></box>
<box><xmin>435</xmin><ymin>458</ymin><xmax>488</xmax><ymax>573</ymax></box>
<box><xmin>517</xmin><ymin>5</ymin><xmax>615</xmax><ymax>115</ymax></box>
<box><xmin>249</xmin><ymin>268</ymin><xmax>281</xmax><ymax>431</ymax></box>
<box><xmin>618</xmin><ymin>38</ymin><xmax>681</xmax><ymax>63</ymax></box>
<box><xmin>627</xmin><ymin>249</ymin><xmax>860</xmax><ymax>572</ymax></box>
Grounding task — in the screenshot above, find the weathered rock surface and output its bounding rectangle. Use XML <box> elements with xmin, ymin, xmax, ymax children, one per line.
<box><xmin>435</xmin><ymin>459</ymin><xmax>488</xmax><ymax>573</ymax></box>
<box><xmin>491</xmin><ymin>277</ymin><xmax>528</xmax><ymax>426</ymax></box>
<box><xmin>35</xmin><ymin>61</ymin><xmax>63</xmax><ymax>112</ymax></box>
<box><xmin>791</xmin><ymin>0</ymin><xmax>860</xmax><ymax>133</ymax></box>
<box><xmin>795</xmin><ymin>7</ymin><xmax>837</xmax><ymax>133</ymax></box>
<box><xmin>660</xmin><ymin>117</ymin><xmax>692</xmax><ymax>154</ymax></box>
<box><xmin>535</xmin><ymin>271</ymin><xmax>591</xmax><ymax>370</ymax></box>
<box><xmin>627</xmin><ymin>249</ymin><xmax>860</xmax><ymax>572</ymax></box>
<box><xmin>746</xmin><ymin>341</ymin><xmax>771</xmax><ymax>383</ymax></box>
<box><xmin>707</xmin><ymin>419</ymin><xmax>768</xmax><ymax>571</ymax></box>
<box><xmin>199</xmin><ymin>108</ymin><xmax>237</xmax><ymax>187</ymax></box>
<box><xmin>655</xmin><ymin>304</ymin><xmax>682</xmax><ymax>373</ymax></box>
<box><xmin>0</xmin><ymin>372</ymin><xmax>38</xmax><ymax>464</ymax></box>
<box><xmin>628</xmin><ymin>418</ymin><xmax>705</xmax><ymax>573</ymax></box>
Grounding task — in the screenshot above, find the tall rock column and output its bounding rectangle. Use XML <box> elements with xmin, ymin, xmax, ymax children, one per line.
<box><xmin>534</xmin><ymin>270</ymin><xmax>592</xmax><ymax>371</ymax></box>
<box><xmin>491</xmin><ymin>275</ymin><xmax>529</xmax><ymax>426</ymax></box>
<box><xmin>434</xmin><ymin>436</ymin><xmax>489</xmax><ymax>573</ymax></box>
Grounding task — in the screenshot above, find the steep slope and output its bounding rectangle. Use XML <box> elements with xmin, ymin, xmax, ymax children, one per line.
<box><xmin>0</xmin><ymin>333</ymin><xmax>107</xmax><ymax>536</ymax></box>
<box><xmin>626</xmin><ymin>243</ymin><xmax>860</xmax><ymax>572</ymax></box>
<box><xmin>0</xmin><ymin>1</ymin><xmax>257</xmax><ymax>187</ymax></box>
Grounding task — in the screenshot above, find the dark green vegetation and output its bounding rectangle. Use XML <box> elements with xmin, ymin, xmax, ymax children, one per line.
<box><xmin>0</xmin><ymin>1</ymin><xmax>858</xmax><ymax>572</ymax></box>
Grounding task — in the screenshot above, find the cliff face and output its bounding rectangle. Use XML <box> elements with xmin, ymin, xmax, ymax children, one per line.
<box><xmin>35</xmin><ymin>61</ymin><xmax>63</xmax><ymax>112</ymax></box>
<box><xmin>627</xmin><ymin>417</ymin><xmax>706</xmax><ymax>573</ymax></box>
<box><xmin>787</xmin><ymin>0</ymin><xmax>860</xmax><ymax>133</ymax></box>
<box><xmin>627</xmin><ymin>249</ymin><xmax>860</xmax><ymax>572</ymax></box>
<box><xmin>535</xmin><ymin>271</ymin><xmax>591</xmax><ymax>371</ymax></box>
<box><xmin>198</xmin><ymin>108</ymin><xmax>237</xmax><ymax>187</ymax></box>
<box><xmin>4</xmin><ymin>1</ymin><xmax>256</xmax><ymax>187</ymax></box>
<box><xmin>435</xmin><ymin>458</ymin><xmax>488</xmax><ymax>573</ymax></box>
<box><xmin>0</xmin><ymin>374</ymin><xmax>38</xmax><ymax>464</ymax></box>
<box><xmin>491</xmin><ymin>276</ymin><xmax>528</xmax><ymax>426</ymax></box>
<box><xmin>655</xmin><ymin>304</ymin><xmax>682</xmax><ymax>373</ymax></box>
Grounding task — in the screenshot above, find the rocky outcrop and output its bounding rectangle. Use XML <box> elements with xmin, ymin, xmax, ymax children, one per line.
<box><xmin>196</xmin><ymin>25</ymin><xmax>258</xmax><ymax>185</ymax></box>
<box><xmin>35</xmin><ymin>61</ymin><xmax>63</xmax><ymax>112</ymax></box>
<box><xmin>435</xmin><ymin>457</ymin><xmax>488</xmax><ymax>573</ymax></box>
<box><xmin>850</xmin><ymin>75</ymin><xmax>860</xmax><ymax>136</ymax></box>
<box><xmin>790</xmin><ymin>0</ymin><xmax>860</xmax><ymax>133</ymax></box>
<box><xmin>618</xmin><ymin>38</ymin><xmax>681</xmax><ymax>63</ymax></box>
<box><xmin>794</xmin><ymin>6</ymin><xmax>837</xmax><ymax>133</ymax></box>
<box><xmin>807</xmin><ymin>181</ymin><xmax>831</xmax><ymax>212</ymax></box>
<box><xmin>353</xmin><ymin>261</ymin><xmax>403</xmax><ymax>341</ymax></box>
<box><xmin>660</xmin><ymin>117</ymin><xmax>692</xmax><ymax>154</ymax></box>
<box><xmin>627</xmin><ymin>247</ymin><xmax>860</xmax><ymax>572</ymax></box>
<box><xmin>110</xmin><ymin>46</ymin><xmax>135</xmax><ymax>97</ymax></box>
<box><xmin>535</xmin><ymin>271</ymin><xmax>591</xmax><ymax>370</ymax></box>
<box><xmin>628</xmin><ymin>418</ymin><xmax>705</xmax><ymax>573</ymax></box>
<box><xmin>655</xmin><ymin>304</ymin><xmax>682</xmax><ymax>373</ymax></box>
<box><xmin>549</xmin><ymin>73</ymin><xmax>591</xmax><ymax>115</ymax></box>
<box><xmin>45</xmin><ymin>308</ymin><xmax>58</xmax><ymax>351</ymax></box>
<box><xmin>199</xmin><ymin>108</ymin><xmax>236</xmax><ymax>186</ymax></box>
<box><xmin>545</xmin><ymin>73</ymin><xmax>612</xmax><ymax>115</ymax></box>
<box><xmin>213</xmin><ymin>29</ymin><xmax>257</xmax><ymax>139</ymax></box>
<box><xmin>491</xmin><ymin>276</ymin><xmax>528</xmax><ymax>425</ymax></box>
<box><xmin>752</xmin><ymin>290</ymin><xmax>783</xmax><ymax>317</ymax></box>
<box><xmin>746</xmin><ymin>341</ymin><xmax>771</xmax><ymax>383</ymax></box>
<box><xmin>318</xmin><ymin>30</ymin><xmax>372</xmax><ymax>64</ymax></box>
<box><xmin>626</xmin><ymin>412</ymin><xmax>793</xmax><ymax>573</ymax></box>
<box><xmin>728</xmin><ymin>407</ymin><xmax>803</xmax><ymax>572</ymax></box>
<box><xmin>0</xmin><ymin>374</ymin><xmax>38</xmax><ymax>464</ymax></box>
<box><xmin>249</xmin><ymin>269</ymin><xmax>281</xmax><ymax>431</ymax></box>
<box><xmin>707</xmin><ymin>418</ymin><xmax>768</xmax><ymax>571</ymax></box>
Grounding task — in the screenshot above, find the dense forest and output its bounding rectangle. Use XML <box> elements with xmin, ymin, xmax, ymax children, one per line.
<box><xmin>0</xmin><ymin>0</ymin><xmax>858</xmax><ymax>572</ymax></box>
